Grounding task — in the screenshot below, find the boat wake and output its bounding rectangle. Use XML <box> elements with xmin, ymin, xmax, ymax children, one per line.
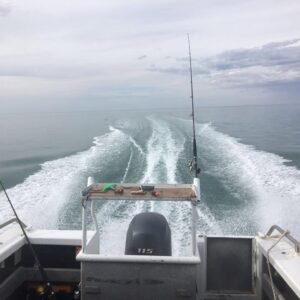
<box><xmin>196</xmin><ymin>122</ymin><xmax>300</xmax><ymax>237</ymax></box>
<box><xmin>0</xmin><ymin>129</ymin><xmax>131</xmax><ymax>228</ymax></box>
<box><xmin>1</xmin><ymin>115</ymin><xmax>300</xmax><ymax>252</ymax></box>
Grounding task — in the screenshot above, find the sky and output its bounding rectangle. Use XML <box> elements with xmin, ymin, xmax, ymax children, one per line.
<box><xmin>0</xmin><ymin>0</ymin><xmax>300</xmax><ymax>112</ymax></box>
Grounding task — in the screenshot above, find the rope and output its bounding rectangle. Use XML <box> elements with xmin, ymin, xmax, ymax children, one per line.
<box><xmin>266</xmin><ymin>230</ymin><xmax>289</xmax><ymax>300</ymax></box>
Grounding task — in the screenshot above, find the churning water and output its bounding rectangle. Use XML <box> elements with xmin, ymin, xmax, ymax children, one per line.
<box><xmin>1</xmin><ymin>105</ymin><xmax>300</xmax><ymax>255</ymax></box>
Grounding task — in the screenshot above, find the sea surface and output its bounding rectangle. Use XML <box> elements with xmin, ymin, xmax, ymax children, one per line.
<box><xmin>1</xmin><ymin>104</ymin><xmax>300</xmax><ymax>255</ymax></box>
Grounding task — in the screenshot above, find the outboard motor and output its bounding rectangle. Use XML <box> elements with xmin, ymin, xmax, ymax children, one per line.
<box><xmin>125</xmin><ymin>212</ymin><xmax>172</xmax><ymax>256</ymax></box>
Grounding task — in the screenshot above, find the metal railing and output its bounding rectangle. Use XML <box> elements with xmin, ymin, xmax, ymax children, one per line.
<box><xmin>81</xmin><ymin>177</ymin><xmax>199</xmax><ymax>256</ymax></box>
<box><xmin>0</xmin><ymin>218</ymin><xmax>27</xmax><ymax>230</ymax></box>
<box><xmin>266</xmin><ymin>224</ymin><xmax>300</xmax><ymax>254</ymax></box>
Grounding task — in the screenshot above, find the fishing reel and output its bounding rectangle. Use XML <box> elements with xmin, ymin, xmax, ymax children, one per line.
<box><xmin>25</xmin><ymin>282</ymin><xmax>80</xmax><ymax>300</ymax></box>
<box><xmin>188</xmin><ymin>160</ymin><xmax>201</xmax><ymax>176</ymax></box>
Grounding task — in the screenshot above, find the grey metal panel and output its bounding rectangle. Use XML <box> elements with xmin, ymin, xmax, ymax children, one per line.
<box><xmin>81</xmin><ymin>261</ymin><xmax>198</xmax><ymax>300</ymax></box>
<box><xmin>206</xmin><ymin>237</ymin><xmax>253</xmax><ymax>293</ymax></box>
<box><xmin>0</xmin><ymin>267</ymin><xmax>26</xmax><ymax>300</ymax></box>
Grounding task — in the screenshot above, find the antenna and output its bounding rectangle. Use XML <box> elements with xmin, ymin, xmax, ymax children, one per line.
<box><xmin>187</xmin><ymin>34</ymin><xmax>200</xmax><ymax>178</ymax></box>
<box><xmin>0</xmin><ymin>181</ymin><xmax>55</xmax><ymax>298</ymax></box>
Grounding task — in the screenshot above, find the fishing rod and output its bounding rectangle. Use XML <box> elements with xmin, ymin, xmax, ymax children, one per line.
<box><xmin>0</xmin><ymin>181</ymin><xmax>55</xmax><ymax>299</ymax></box>
<box><xmin>187</xmin><ymin>34</ymin><xmax>201</xmax><ymax>178</ymax></box>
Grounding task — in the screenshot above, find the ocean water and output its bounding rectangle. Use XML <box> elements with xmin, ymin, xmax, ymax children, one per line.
<box><xmin>0</xmin><ymin>104</ymin><xmax>300</xmax><ymax>255</ymax></box>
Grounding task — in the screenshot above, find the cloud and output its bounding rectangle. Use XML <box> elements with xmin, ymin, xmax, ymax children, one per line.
<box><xmin>1</xmin><ymin>0</ymin><xmax>300</xmax><ymax>111</ymax></box>
<box><xmin>147</xmin><ymin>65</ymin><xmax>209</xmax><ymax>76</ymax></box>
<box><xmin>206</xmin><ymin>39</ymin><xmax>300</xmax><ymax>71</ymax></box>
<box><xmin>0</xmin><ymin>1</ymin><xmax>11</xmax><ymax>16</ymax></box>
<box><xmin>149</xmin><ymin>39</ymin><xmax>300</xmax><ymax>89</ymax></box>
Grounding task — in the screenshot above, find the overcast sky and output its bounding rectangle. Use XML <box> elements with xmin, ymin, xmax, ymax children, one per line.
<box><xmin>0</xmin><ymin>0</ymin><xmax>300</xmax><ymax>112</ymax></box>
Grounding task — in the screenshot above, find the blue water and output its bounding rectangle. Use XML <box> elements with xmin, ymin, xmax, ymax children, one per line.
<box><xmin>1</xmin><ymin>105</ymin><xmax>300</xmax><ymax>254</ymax></box>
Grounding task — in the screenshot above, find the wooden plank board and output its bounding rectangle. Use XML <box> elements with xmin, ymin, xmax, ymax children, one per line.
<box><xmin>83</xmin><ymin>183</ymin><xmax>196</xmax><ymax>201</ymax></box>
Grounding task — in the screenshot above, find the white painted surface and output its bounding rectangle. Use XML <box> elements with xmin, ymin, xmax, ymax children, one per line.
<box><xmin>0</xmin><ymin>226</ymin><xmax>93</xmax><ymax>262</ymax></box>
<box><xmin>77</xmin><ymin>252</ymin><xmax>201</xmax><ymax>264</ymax></box>
<box><xmin>256</xmin><ymin>235</ymin><xmax>300</xmax><ymax>298</ymax></box>
<box><xmin>193</xmin><ymin>177</ymin><xmax>201</xmax><ymax>201</ymax></box>
<box><xmin>28</xmin><ymin>230</ymin><xmax>83</xmax><ymax>245</ymax></box>
<box><xmin>0</xmin><ymin>225</ymin><xmax>25</xmax><ymax>262</ymax></box>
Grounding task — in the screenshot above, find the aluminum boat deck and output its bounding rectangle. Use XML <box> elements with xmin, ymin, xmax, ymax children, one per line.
<box><xmin>0</xmin><ymin>180</ymin><xmax>299</xmax><ymax>300</ymax></box>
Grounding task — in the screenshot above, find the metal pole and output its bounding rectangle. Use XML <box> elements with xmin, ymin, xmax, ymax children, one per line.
<box><xmin>192</xmin><ymin>204</ymin><xmax>197</xmax><ymax>255</ymax></box>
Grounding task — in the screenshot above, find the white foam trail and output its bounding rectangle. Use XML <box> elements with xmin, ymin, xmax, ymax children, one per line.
<box><xmin>98</xmin><ymin>119</ymin><xmax>193</xmax><ymax>254</ymax></box>
<box><xmin>108</xmin><ymin>125</ymin><xmax>116</xmax><ymax>131</ymax></box>
<box><xmin>121</xmin><ymin>149</ymin><xmax>133</xmax><ymax>183</ymax></box>
<box><xmin>97</xmin><ymin>199</ymin><xmax>139</xmax><ymax>254</ymax></box>
<box><xmin>141</xmin><ymin>116</ymin><xmax>185</xmax><ymax>184</ymax></box>
<box><xmin>197</xmin><ymin>122</ymin><xmax>300</xmax><ymax>237</ymax></box>
<box><xmin>110</xmin><ymin>122</ymin><xmax>145</xmax><ymax>155</ymax></box>
<box><xmin>137</xmin><ymin>116</ymin><xmax>194</xmax><ymax>255</ymax></box>
<box><xmin>196</xmin><ymin>204</ymin><xmax>223</xmax><ymax>235</ymax></box>
<box><xmin>129</xmin><ymin>136</ymin><xmax>144</xmax><ymax>155</ymax></box>
<box><xmin>0</xmin><ymin>129</ymin><xmax>130</xmax><ymax>228</ymax></box>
